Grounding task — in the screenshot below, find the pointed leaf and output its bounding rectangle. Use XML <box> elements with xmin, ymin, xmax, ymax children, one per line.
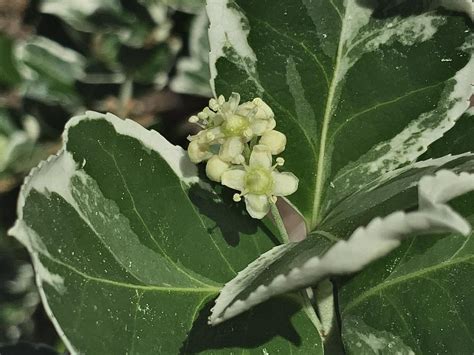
<box><xmin>320</xmin><ymin>153</ymin><xmax>474</xmax><ymax>237</ymax></box>
<box><xmin>208</xmin><ymin>0</ymin><xmax>473</xmax><ymax>229</ymax></box>
<box><xmin>339</xmin><ymin>205</ymin><xmax>474</xmax><ymax>353</ymax></box>
<box><xmin>14</xmin><ymin>36</ymin><xmax>85</xmax><ymax>108</ymax></box>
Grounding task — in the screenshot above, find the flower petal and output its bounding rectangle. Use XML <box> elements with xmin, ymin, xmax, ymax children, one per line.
<box><xmin>227</xmin><ymin>92</ymin><xmax>241</xmax><ymax>112</ymax></box>
<box><xmin>221</xmin><ymin>168</ymin><xmax>246</xmax><ymax>191</ymax></box>
<box><xmin>206</xmin><ymin>156</ymin><xmax>230</xmax><ymax>182</ymax></box>
<box><xmin>219</xmin><ymin>137</ymin><xmax>244</xmax><ymax>162</ymax></box>
<box><xmin>272</xmin><ymin>172</ymin><xmax>299</xmax><ymax>196</ymax></box>
<box><xmin>245</xmin><ymin>194</ymin><xmax>271</xmax><ymax>219</ymax></box>
<box><xmin>267</xmin><ymin>118</ymin><xmax>276</xmax><ymax>131</ymax></box>
<box><xmin>249</xmin><ymin>144</ymin><xmax>272</xmax><ymax>169</ymax></box>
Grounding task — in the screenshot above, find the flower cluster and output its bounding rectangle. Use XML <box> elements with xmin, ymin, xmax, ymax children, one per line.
<box><xmin>187</xmin><ymin>93</ymin><xmax>298</xmax><ymax>219</ymax></box>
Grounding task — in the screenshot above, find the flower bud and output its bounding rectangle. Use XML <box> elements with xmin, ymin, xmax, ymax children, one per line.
<box><xmin>206</xmin><ymin>156</ymin><xmax>230</xmax><ymax>182</ymax></box>
<box><xmin>259</xmin><ymin>130</ymin><xmax>287</xmax><ymax>155</ymax></box>
<box><xmin>188</xmin><ymin>140</ymin><xmax>212</xmax><ymax>163</ymax></box>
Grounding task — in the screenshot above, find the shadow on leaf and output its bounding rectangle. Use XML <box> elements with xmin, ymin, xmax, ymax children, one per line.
<box><xmin>188</xmin><ymin>182</ymin><xmax>280</xmax><ymax>247</ymax></box>
<box><xmin>180</xmin><ymin>296</ymin><xmax>303</xmax><ymax>353</ymax></box>
<box><xmin>356</xmin><ymin>0</ymin><xmax>459</xmax><ymax>19</ymax></box>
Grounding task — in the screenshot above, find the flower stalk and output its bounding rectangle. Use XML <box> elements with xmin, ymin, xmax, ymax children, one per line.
<box><xmin>270</xmin><ymin>202</ymin><xmax>290</xmax><ymax>244</ymax></box>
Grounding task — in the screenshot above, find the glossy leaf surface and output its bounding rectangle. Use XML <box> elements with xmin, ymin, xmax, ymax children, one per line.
<box><xmin>209</xmin><ymin>0</ymin><xmax>472</xmax><ymax>229</ymax></box>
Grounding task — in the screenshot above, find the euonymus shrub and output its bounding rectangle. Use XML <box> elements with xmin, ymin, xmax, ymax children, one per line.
<box><xmin>8</xmin><ymin>0</ymin><xmax>474</xmax><ymax>353</ymax></box>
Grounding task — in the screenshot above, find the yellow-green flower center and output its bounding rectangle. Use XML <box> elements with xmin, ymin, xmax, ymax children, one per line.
<box><xmin>245</xmin><ymin>168</ymin><xmax>273</xmax><ymax>195</ymax></box>
<box><xmin>222</xmin><ymin>114</ymin><xmax>249</xmax><ymax>137</ymax></box>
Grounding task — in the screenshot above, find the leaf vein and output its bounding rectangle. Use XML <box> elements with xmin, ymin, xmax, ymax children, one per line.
<box><xmin>97</xmin><ymin>141</ymin><xmax>211</xmax><ymax>287</ymax></box>
<box><xmin>253</xmin><ymin>17</ymin><xmax>330</xmax><ymax>88</ymax></box>
<box><xmin>380</xmin><ymin>292</ymin><xmax>422</xmax><ymax>353</ymax></box>
<box><xmin>42</xmin><ymin>254</ymin><xmax>220</xmax><ymax>294</ymax></box>
<box><xmin>419</xmin><ymin>275</ymin><xmax>474</xmax><ymax>343</ymax></box>
<box><xmin>329</xmin><ymin>81</ymin><xmax>445</xmax><ymax>143</ymax></box>
<box><xmin>329</xmin><ymin>0</ymin><xmax>343</xmax><ymax>21</ymax></box>
<box><xmin>342</xmin><ymin>254</ymin><xmax>474</xmax><ymax>314</ymax></box>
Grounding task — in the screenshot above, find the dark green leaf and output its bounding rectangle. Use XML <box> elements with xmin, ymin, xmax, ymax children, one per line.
<box><xmin>0</xmin><ymin>35</ymin><xmax>21</xmax><ymax>87</ymax></box>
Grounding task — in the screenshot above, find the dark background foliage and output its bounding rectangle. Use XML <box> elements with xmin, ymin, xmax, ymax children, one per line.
<box><xmin>0</xmin><ymin>0</ymin><xmax>209</xmax><ymax>351</ymax></box>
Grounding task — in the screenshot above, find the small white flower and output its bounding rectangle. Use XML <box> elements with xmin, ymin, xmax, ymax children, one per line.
<box><xmin>205</xmin><ymin>155</ymin><xmax>231</xmax><ymax>182</ymax></box>
<box><xmin>221</xmin><ymin>145</ymin><xmax>299</xmax><ymax>219</ymax></box>
<box><xmin>187</xmin><ymin>93</ymin><xmax>276</xmax><ymax>164</ymax></box>
<box><xmin>259</xmin><ymin>130</ymin><xmax>287</xmax><ymax>155</ymax></box>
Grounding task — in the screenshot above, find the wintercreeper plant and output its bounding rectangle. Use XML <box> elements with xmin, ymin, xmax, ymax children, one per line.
<box><xmin>7</xmin><ymin>1</ymin><xmax>473</xmax><ymax>354</ymax></box>
<box><xmin>187</xmin><ymin>94</ymin><xmax>298</xmax><ymax>219</ymax></box>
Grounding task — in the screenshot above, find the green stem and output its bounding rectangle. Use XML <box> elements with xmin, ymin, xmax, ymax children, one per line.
<box><xmin>301</xmin><ymin>289</ymin><xmax>323</xmax><ymax>335</ymax></box>
<box><xmin>270</xmin><ymin>203</ymin><xmax>326</xmax><ymax>344</ymax></box>
<box><xmin>270</xmin><ymin>202</ymin><xmax>290</xmax><ymax>244</ymax></box>
<box><xmin>118</xmin><ymin>77</ymin><xmax>133</xmax><ymax>118</ymax></box>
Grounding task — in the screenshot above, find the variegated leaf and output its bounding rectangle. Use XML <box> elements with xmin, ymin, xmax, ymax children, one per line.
<box><xmin>338</xmin><ymin>107</ymin><xmax>474</xmax><ymax>354</ymax></box>
<box><xmin>170</xmin><ymin>10</ymin><xmax>212</xmax><ymax>97</ymax></box>
<box><xmin>209</xmin><ymin>168</ymin><xmax>474</xmax><ymax>325</ymax></box>
<box><xmin>339</xmin><ymin>195</ymin><xmax>474</xmax><ymax>354</ymax></box>
<box><xmin>208</xmin><ymin>0</ymin><xmax>473</xmax><ymax>230</ymax></box>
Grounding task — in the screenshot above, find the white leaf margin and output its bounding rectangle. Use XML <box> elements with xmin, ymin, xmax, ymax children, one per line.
<box><xmin>206</xmin><ymin>0</ymin><xmax>257</xmax><ymax>96</ymax></box>
<box><xmin>8</xmin><ymin>111</ymin><xmax>201</xmax><ymax>355</ymax></box>
<box><xmin>17</xmin><ymin>111</ymin><xmax>198</xmax><ymax>215</ymax></box>
<box><xmin>14</xmin><ymin>110</ymin><xmax>201</xmax><ymax>244</ymax></box>
<box><xmin>437</xmin><ymin>0</ymin><xmax>474</xmax><ymax>21</ymax></box>
<box><xmin>14</xmin><ymin>35</ymin><xmax>86</xmax><ymax>82</ymax></box>
<box><xmin>209</xmin><ymin>169</ymin><xmax>474</xmax><ymax>325</ymax></box>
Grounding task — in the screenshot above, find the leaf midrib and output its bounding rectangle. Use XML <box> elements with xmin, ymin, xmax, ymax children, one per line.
<box><xmin>311</xmin><ymin>3</ymin><xmax>347</xmax><ymax>229</ymax></box>
<box><xmin>97</xmin><ymin>141</ymin><xmax>218</xmax><ymax>287</ymax></box>
<box><xmin>40</xmin><ymin>253</ymin><xmax>220</xmax><ymax>293</ymax></box>
<box><xmin>341</xmin><ymin>254</ymin><xmax>473</xmax><ymax>315</ymax></box>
